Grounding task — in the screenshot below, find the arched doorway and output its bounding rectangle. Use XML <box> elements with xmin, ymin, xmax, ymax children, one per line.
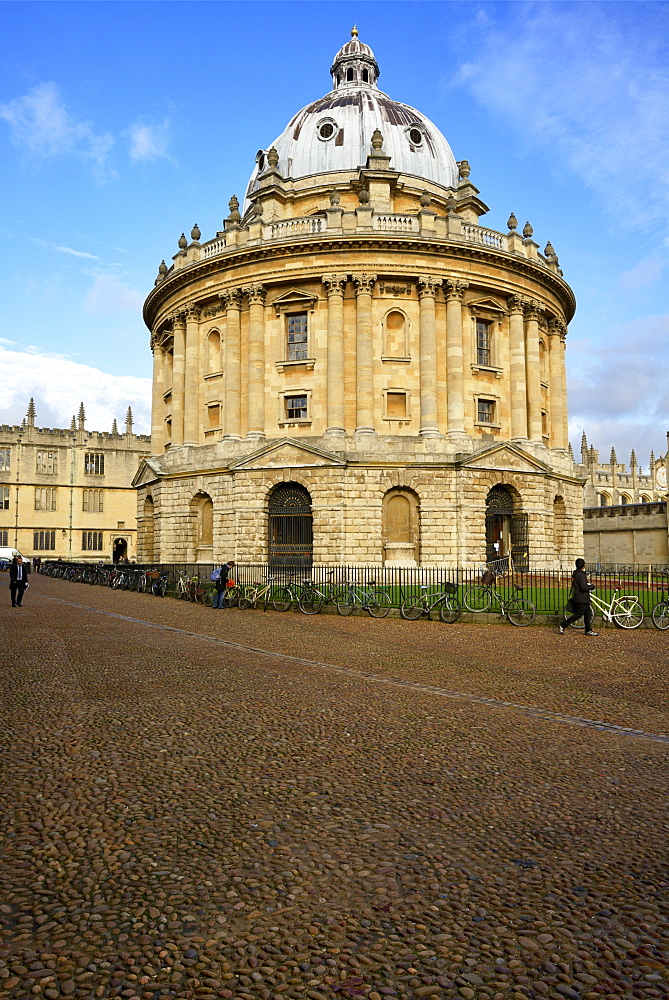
<box><xmin>268</xmin><ymin>483</ymin><xmax>313</xmax><ymax>567</ymax></box>
<box><xmin>113</xmin><ymin>537</ymin><xmax>127</xmax><ymax>563</ymax></box>
<box><xmin>485</xmin><ymin>485</ymin><xmax>529</xmax><ymax>571</ymax></box>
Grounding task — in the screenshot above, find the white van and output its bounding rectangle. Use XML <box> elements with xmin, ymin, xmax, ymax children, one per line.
<box><xmin>0</xmin><ymin>547</ymin><xmax>31</xmax><ymax>569</ymax></box>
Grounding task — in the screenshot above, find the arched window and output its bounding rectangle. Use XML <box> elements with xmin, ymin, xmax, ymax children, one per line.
<box><xmin>268</xmin><ymin>483</ymin><xmax>312</xmax><ymax>567</ymax></box>
<box><xmin>346</xmin><ymin>68</ymin><xmax>354</xmax><ymax>82</ymax></box>
<box><xmin>382</xmin><ymin>488</ymin><xmax>419</xmax><ymax>566</ymax></box>
<box><xmin>207</xmin><ymin>329</ymin><xmax>221</xmax><ymax>374</ymax></box>
<box><xmin>384</xmin><ymin>310</ymin><xmax>407</xmax><ymax>357</ymax></box>
<box><xmin>620</xmin><ymin>494</ymin><xmax>630</xmax><ymax>506</ymax></box>
<box><xmin>599</xmin><ymin>493</ymin><xmax>610</xmax><ymax>507</ymax></box>
<box><xmin>362</xmin><ymin>68</ymin><xmax>369</xmax><ymax>83</ymax></box>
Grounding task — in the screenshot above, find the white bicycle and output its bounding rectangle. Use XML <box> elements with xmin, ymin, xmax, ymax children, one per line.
<box><xmin>563</xmin><ymin>588</ymin><xmax>644</xmax><ymax>630</ymax></box>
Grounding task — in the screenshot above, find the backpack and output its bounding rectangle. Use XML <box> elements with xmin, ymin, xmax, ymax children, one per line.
<box><xmin>210</xmin><ymin>567</ymin><xmax>221</xmax><ymax>582</ymax></box>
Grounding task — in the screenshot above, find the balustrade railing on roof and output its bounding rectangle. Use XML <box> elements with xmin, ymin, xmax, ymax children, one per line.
<box><xmin>374</xmin><ymin>214</ymin><xmax>419</xmax><ymax>233</ymax></box>
<box><xmin>267</xmin><ymin>217</ymin><xmax>326</xmax><ymax>239</ymax></box>
<box><xmin>201</xmin><ymin>237</ymin><xmax>227</xmax><ymax>259</ymax></box>
<box><xmin>461</xmin><ymin>224</ymin><xmax>504</xmax><ymax>249</ymax></box>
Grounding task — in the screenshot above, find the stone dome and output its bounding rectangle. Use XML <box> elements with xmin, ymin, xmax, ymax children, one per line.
<box><xmin>244</xmin><ymin>29</ymin><xmax>459</xmax><ymax>206</ymax></box>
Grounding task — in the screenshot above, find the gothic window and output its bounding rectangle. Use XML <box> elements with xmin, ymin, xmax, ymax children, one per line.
<box><xmin>84</xmin><ymin>453</ymin><xmax>105</xmax><ymax>475</ymax></box>
<box><xmin>82</xmin><ymin>531</ymin><xmax>103</xmax><ymax>551</ymax></box>
<box><xmin>620</xmin><ymin>494</ymin><xmax>630</xmax><ymax>505</ymax></box>
<box><xmin>83</xmin><ymin>489</ymin><xmax>104</xmax><ymax>512</ymax></box>
<box><xmin>36</xmin><ymin>450</ymin><xmax>58</xmax><ymax>474</ymax></box>
<box><xmin>35</xmin><ymin>487</ymin><xmax>57</xmax><ymax>511</ymax></box>
<box><xmin>34</xmin><ymin>530</ymin><xmax>56</xmax><ymax>551</ymax></box>
<box><xmin>476</xmin><ymin>319</ymin><xmax>491</xmax><ymax>366</ymax></box>
<box><xmin>599</xmin><ymin>493</ymin><xmax>610</xmax><ymax>507</ymax></box>
<box><xmin>287</xmin><ymin>312</ymin><xmax>308</xmax><ymax>360</ymax></box>
<box><xmin>0</xmin><ymin>448</ymin><xmax>10</xmax><ymax>471</ymax></box>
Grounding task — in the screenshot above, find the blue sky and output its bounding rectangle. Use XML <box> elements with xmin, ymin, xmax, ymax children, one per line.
<box><xmin>1</xmin><ymin>0</ymin><xmax>668</xmax><ymax>467</ymax></box>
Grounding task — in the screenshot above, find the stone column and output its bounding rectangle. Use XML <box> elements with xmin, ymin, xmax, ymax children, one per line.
<box><xmin>507</xmin><ymin>295</ymin><xmax>527</xmax><ymax>441</ymax></box>
<box><xmin>524</xmin><ymin>299</ymin><xmax>543</xmax><ymax>443</ymax></box>
<box><xmin>183</xmin><ymin>302</ymin><xmax>201</xmax><ymax>446</ymax></box>
<box><xmin>548</xmin><ymin>318</ymin><xmax>568</xmax><ymax>450</ymax></box>
<box><xmin>150</xmin><ymin>333</ymin><xmax>165</xmax><ymax>455</ymax></box>
<box><xmin>417</xmin><ymin>275</ymin><xmax>443</xmax><ymax>437</ymax></box>
<box><xmin>222</xmin><ymin>289</ymin><xmax>243</xmax><ymax>439</ymax></box>
<box><xmin>246</xmin><ymin>283</ymin><xmax>266</xmax><ymax>439</ymax></box>
<box><xmin>444</xmin><ymin>277</ymin><xmax>469</xmax><ymax>437</ymax></box>
<box><xmin>171</xmin><ymin>312</ymin><xmax>186</xmax><ymax>447</ymax></box>
<box><xmin>322</xmin><ymin>273</ymin><xmax>348</xmax><ymax>436</ymax></box>
<box><xmin>352</xmin><ymin>273</ymin><xmax>377</xmax><ymax>435</ymax></box>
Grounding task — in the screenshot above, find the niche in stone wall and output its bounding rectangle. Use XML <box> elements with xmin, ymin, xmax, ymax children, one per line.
<box><xmin>143</xmin><ymin>495</ymin><xmax>155</xmax><ymax>563</ymax></box>
<box><xmin>553</xmin><ymin>495</ymin><xmax>567</xmax><ymax>563</ymax></box>
<box><xmin>382</xmin><ymin>310</ymin><xmax>409</xmax><ymax>359</ymax></box>
<box><xmin>206</xmin><ymin>329</ymin><xmax>223</xmax><ymax>375</ymax></box>
<box><xmin>193</xmin><ymin>492</ymin><xmax>214</xmax><ymax>562</ymax></box>
<box><xmin>382</xmin><ymin>488</ymin><xmax>419</xmax><ymax>566</ymax></box>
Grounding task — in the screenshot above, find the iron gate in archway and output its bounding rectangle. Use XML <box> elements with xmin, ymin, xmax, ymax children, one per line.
<box><xmin>268</xmin><ymin>483</ymin><xmax>313</xmax><ymax>567</ymax></box>
<box><xmin>485</xmin><ymin>486</ymin><xmax>529</xmax><ymax>571</ymax></box>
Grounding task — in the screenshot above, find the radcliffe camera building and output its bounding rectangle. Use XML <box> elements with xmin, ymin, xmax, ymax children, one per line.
<box><xmin>135</xmin><ymin>30</ymin><xmax>583</xmax><ymax>569</ymax></box>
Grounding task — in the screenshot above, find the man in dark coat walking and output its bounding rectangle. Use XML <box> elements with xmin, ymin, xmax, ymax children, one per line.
<box><xmin>558</xmin><ymin>558</ymin><xmax>598</xmax><ymax>635</ymax></box>
<box><xmin>9</xmin><ymin>555</ymin><xmax>30</xmax><ymax>607</ymax></box>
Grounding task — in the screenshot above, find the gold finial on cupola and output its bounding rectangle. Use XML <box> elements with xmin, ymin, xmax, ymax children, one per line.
<box><xmin>351</xmin><ymin>25</ymin><xmax>358</xmax><ymax>37</ymax></box>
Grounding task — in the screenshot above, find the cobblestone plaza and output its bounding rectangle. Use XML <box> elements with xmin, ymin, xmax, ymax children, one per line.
<box><xmin>1</xmin><ymin>576</ymin><xmax>668</xmax><ymax>1000</ymax></box>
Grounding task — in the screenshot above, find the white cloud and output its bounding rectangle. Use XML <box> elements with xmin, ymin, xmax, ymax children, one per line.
<box><xmin>0</xmin><ymin>345</ymin><xmax>151</xmax><ymax>435</ymax></box>
<box><xmin>452</xmin><ymin>2</ymin><xmax>669</xmax><ymax>231</ymax></box>
<box><xmin>127</xmin><ymin>120</ymin><xmax>172</xmax><ymax>163</ymax></box>
<box><xmin>82</xmin><ymin>274</ymin><xmax>144</xmax><ymax>317</ymax></box>
<box><xmin>30</xmin><ymin>238</ymin><xmax>99</xmax><ymax>260</ymax></box>
<box><xmin>0</xmin><ymin>82</ymin><xmax>114</xmax><ymax>178</ymax></box>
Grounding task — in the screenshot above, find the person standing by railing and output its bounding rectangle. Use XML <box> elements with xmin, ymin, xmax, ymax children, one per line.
<box><xmin>212</xmin><ymin>560</ymin><xmax>235</xmax><ymax>609</ymax></box>
<box><xmin>558</xmin><ymin>558</ymin><xmax>598</xmax><ymax>635</ymax></box>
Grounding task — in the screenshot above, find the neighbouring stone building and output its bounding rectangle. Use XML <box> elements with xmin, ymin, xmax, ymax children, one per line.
<box><xmin>0</xmin><ymin>400</ymin><xmax>152</xmax><ymax>563</ymax></box>
<box><xmin>577</xmin><ymin>432</ymin><xmax>669</xmax><ymax>566</ymax></box>
<box><xmin>134</xmin><ymin>29</ymin><xmax>584</xmax><ymax>569</ymax></box>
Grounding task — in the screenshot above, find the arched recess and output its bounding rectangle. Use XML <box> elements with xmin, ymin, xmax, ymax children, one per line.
<box><xmin>206</xmin><ymin>329</ymin><xmax>222</xmax><ymax>375</ymax></box>
<box><xmin>620</xmin><ymin>493</ymin><xmax>630</xmax><ymax>505</ymax></box>
<box><xmin>143</xmin><ymin>495</ymin><xmax>155</xmax><ymax>562</ymax></box>
<box><xmin>383</xmin><ymin>309</ymin><xmax>408</xmax><ymax>358</ymax></box>
<box><xmin>599</xmin><ymin>492</ymin><xmax>610</xmax><ymax>507</ymax></box>
<box><xmin>192</xmin><ymin>492</ymin><xmax>214</xmax><ymax>562</ymax></box>
<box><xmin>268</xmin><ymin>482</ymin><xmax>313</xmax><ymax>567</ymax></box>
<box><xmin>553</xmin><ymin>495</ymin><xmax>567</xmax><ymax>561</ymax></box>
<box><xmin>382</xmin><ymin>488</ymin><xmax>420</xmax><ymax>566</ymax></box>
<box><xmin>485</xmin><ymin>484</ymin><xmax>528</xmax><ymax>571</ymax></box>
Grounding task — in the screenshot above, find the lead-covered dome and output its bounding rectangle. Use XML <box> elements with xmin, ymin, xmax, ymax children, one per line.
<box><xmin>244</xmin><ymin>29</ymin><xmax>459</xmax><ymax>205</ymax></box>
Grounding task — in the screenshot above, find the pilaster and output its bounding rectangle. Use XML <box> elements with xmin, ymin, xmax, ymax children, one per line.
<box><xmin>183</xmin><ymin>302</ymin><xmax>201</xmax><ymax>446</ymax></box>
<box><xmin>171</xmin><ymin>313</ymin><xmax>186</xmax><ymax>447</ymax></box>
<box><xmin>417</xmin><ymin>276</ymin><xmax>443</xmax><ymax>438</ymax></box>
<box><xmin>507</xmin><ymin>295</ymin><xmax>528</xmax><ymax>441</ymax></box>
<box><xmin>245</xmin><ymin>284</ymin><xmax>267</xmax><ymax>439</ymax></box>
<box><xmin>352</xmin><ymin>273</ymin><xmax>377</xmax><ymax>435</ymax></box>
<box><xmin>444</xmin><ymin>278</ymin><xmax>469</xmax><ymax>439</ymax></box>
<box><xmin>322</xmin><ymin>273</ymin><xmax>348</xmax><ymax>437</ymax></box>
<box><xmin>222</xmin><ymin>289</ymin><xmax>243</xmax><ymax>439</ymax></box>
<box><xmin>524</xmin><ymin>299</ymin><xmax>543</xmax><ymax>444</ymax></box>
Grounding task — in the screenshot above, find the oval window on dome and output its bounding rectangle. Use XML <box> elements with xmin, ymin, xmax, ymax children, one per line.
<box><xmin>408</xmin><ymin>127</ymin><xmax>423</xmax><ymax>146</ymax></box>
<box><xmin>317</xmin><ymin>119</ymin><xmax>337</xmax><ymax>142</ymax></box>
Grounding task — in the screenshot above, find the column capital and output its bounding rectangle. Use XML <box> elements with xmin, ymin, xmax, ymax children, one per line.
<box><xmin>150</xmin><ymin>330</ymin><xmax>163</xmax><ymax>351</ymax></box>
<box><xmin>548</xmin><ymin>317</ymin><xmax>568</xmax><ymax>341</ymax></box>
<box><xmin>244</xmin><ymin>283</ymin><xmax>266</xmax><ymax>305</ymax></box>
<box><xmin>220</xmin><ymin>288</ymin><xmax>244</xmax><ymax>310</ymax></box>
<box><xmin>506</xmin><ymin>293</ymin><xmax>526</xmax><ymax>314</ymax></box>
<box><xmin>523</xmin><ymin>298</ymin><xmax>541</xmax><ymax>321</ymax></box>
<box><xmin>417</xmin><ymin>275</ymin><xmax>443</xmax><ymax>298</ymax></box>
<box><xmin>352</xmin><ymin>272</ymin><xmax>377</xmax><ymax>295</ymax></box>
<box><xmin>184</xmin><ymin>301</ymin><xmax>201</xmax><ymax>321</ymax></box>
<box><xmin>322</xmin><ymin>273</ymin><xmax>348</xmax><ymax>296</ymax></box>
<box><xmin>171</xmin><ymin>310</ymin><xmax>187</xmax><ymax>329</ymax></box>
<box><xmin>443</xmin><ymin>277</ymin><xmax>468</xmax><ymax>301</ymax></box>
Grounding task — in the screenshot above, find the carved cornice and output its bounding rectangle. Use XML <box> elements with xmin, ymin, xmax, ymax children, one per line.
<box><xmin>417</xmin><ymin>275</ymin><xmax>443</xmax><ymax>298</ymax></box>
<box><xmin>321</xmin><ymin>273</ymin><xmax>348</xmax><ymax>296</ymax></box>
<box><xmin>443</xmin><ymin>278</ymin><xmax>468</xmax><ymax>301</ymax></box>
<box><xmin>351</xmin><ymin>272</ymin><xmax>377</xmax><ymax>295</ymax></box>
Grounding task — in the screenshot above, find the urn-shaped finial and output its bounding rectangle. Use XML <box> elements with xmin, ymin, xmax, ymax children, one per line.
<box><xmin>191</xmin><ymin>224</ymin><xmax>201</xmax><ymax>242</ymax></box>
<box><xmin>522</xmin><ymin>221</ymin><xmax>534</xmax><ymax>239</ymax></box>
<box><xmin>329</xmin><ymin>189</ymin><xmax>340</xmax><ymax>206</ymax></box>
<box><xmin>252</xmin><ymin>200</ymin><xmax>264</xmax><ymax>218</ymax></box>
<box><xmin>267</xmin><ymin>146</ymin><xmax>279</xmax><ymax>168</ymax></box>
<box><xmin>507</xmin><ymin>212</ymin><xmax>518</xmax><ymax>231</ymax></box>
<box><xmin>358</xmin><ymin>187</ymin><xmax>370</xmax><ymax>205</ymax></box>
<box><xmin>458</xmin><ymin>159</ymin><xmax>471</xmax><ymax>179</ymax></box>
<box><xmin>544</xmin><ymin>240</ymin><xmax>556</xmax><ymax>258</ymax></box>
<box><xmin>446</xmin><ymin>194</ymin><xmax>457</xmax><ymax>215</ymax></box>
<box><xmin>371</xmin><ymin>128</ymin><xmax>384</xmax><ymax>151</ymax></box>
<box><xmin>178</xmin><ymin>232</ymin><xmax>188</xmax><ymax>250</ymax></box>
<box><xmin>420</xmin><ymin>190</ymin><xmax>432</xmax><ymax>209</ymax></box>
<box><xmin>155</xmin><ymin>260</ymin><xmax>168</xmax><ymax>285</ymax></box>
<box><xmin>227</xmin><ymin>195</ymin><xmax>241</xmax><ymax>223</ymax></box>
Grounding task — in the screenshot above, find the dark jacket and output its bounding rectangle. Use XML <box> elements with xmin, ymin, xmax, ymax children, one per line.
<box><xmin>571</xmin><ymin>567</ymin><xmax>594</xmax><ymax>604</ymax></box>
<box><xmin>9</xmin><ymin>561</ymin><xmax>31</xmax><ymax>584</ymax></box>
<box><xmin>214</xmin><ymin>563</ymin><xmax>233</xmax><ymax>593</ymax></box>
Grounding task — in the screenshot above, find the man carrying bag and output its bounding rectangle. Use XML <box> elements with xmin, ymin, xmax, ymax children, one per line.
<box><xmin>558</xmin><ymin>558</ymin><xmax>598</xmax><ymax>635</ymax></box>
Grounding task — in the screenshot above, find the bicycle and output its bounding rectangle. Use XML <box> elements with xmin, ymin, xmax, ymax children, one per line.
<box><xmin>463</xmin><ymin>577</ymin><xmax>536</xmax><ymax>626</ymax></box>
<box><xmin>173</xmin><ymin>572</ymin><xmax>192</xmax><ymax>600</ymax></box>
<box><xmin>238</xmin><ymin>577</ymin><xmax>285</xmax><ymax>611</ymax></box>
<box><xmin>271</xmin><ymin>578</ymin><xmax>313</xmax><ymax>613</ymax></box>
<box><xmin>563</xmin><ymin>588</ymin><xmax>644</xmax><ymax>630</ymax></box>
<box><xmin>336</xmin><ymin>580</ymin><xmax>392</xmax><ymax>618</ymax></box>
<box><xmin>651</xmin><ymin>591</ymin><xmax>669</xmax><ymax>630</ymax></box>
<box><xmin>400</xmin><ymin>583</ymin><xmax>461</xmax><ymax>624</ymax></box>
<box><xmin>297</xmin><ymin>571</ymin><xmax>345</xmax><ymax>615</ymax></box>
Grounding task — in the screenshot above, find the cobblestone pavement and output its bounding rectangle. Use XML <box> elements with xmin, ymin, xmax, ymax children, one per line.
<box><xmin>1</xmin><ymin>576</ymin><xmax>667</xmax><ymax>1000</ymax></box>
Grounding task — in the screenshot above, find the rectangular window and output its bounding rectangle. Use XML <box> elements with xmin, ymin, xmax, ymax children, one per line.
<box><xmin>207</xmin><ymin>404</ymin><xmax>221</xmax><ymax>429</ymax></box>
<box><xmin>82</xmin><ymin>489</ymin><xmax>103</xmax><ymax>512</ymax></box>
<box><xmin>285</xmin><ymin>394</ymin><xmax>308</xmax><ymax>420</ymax></box>
<box><xmin>35</xmin><ymin>487</ymin><xmax>57</xmax><ymax>511</ymax></box>
<box><xmin>287</xmin><ymin>312</ymin><xmax>308</xmax><ymax>361</ymax></box>
<box><xmin>386</xmin><ymin>392</ymin><xmax>408</xmax><ymax>418</ymax></box>
<box><xmin>82</xmin><ymin>531</ymin><xmax>103</xmax><ymax>551</ymax></box>
<box><xmin>84</xmin><ymin>453</ymin><xmax>105</xmax><ymax>475</ymax></box>
<box><xmin>0</xmin><ymin>530</ymin><xmax>7</xmax><ymax>546</ymax></box>
<box><xmin>476</xmin><ymin>320</ymin><xmax>491</xmax><ymax>366</ymax></box>
<box><xmin>477</xmin><ymin>399</ymin><xmax>495</xmax><ymax>424</ymax></box>
<box><xmin>33</xmin><ymin>530</ymin><xmax>56</xmax><ymax>551</ymax></box>
<box><xmin>0</xmin><ymin>448</ymin><xmax>10</xmax><ymax>471</ymax></box>
<box><xmin>0</xmin><ymin>487</ymin><xmax>9</xmax><ymax>510</ymax></box>
<box><xmin>36</xmin><ymin>450</ymin><xmax>58</xmax><ymax>474</ymax></box>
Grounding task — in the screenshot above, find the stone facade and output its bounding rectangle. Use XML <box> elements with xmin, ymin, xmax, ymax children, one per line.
<box><xmin>0</xmin><ymin>400</ymin><xmax>152</xmax><ymax>563</ymax></box>
<box><xmin>134</xmin><ymin>30</ymin><xmax>584</xmax><ymax>570</ymax></box>
<box><xmin>576</xmin><ymin>431</ymin><xmax>668</xmax><ymax>507</ymax></box>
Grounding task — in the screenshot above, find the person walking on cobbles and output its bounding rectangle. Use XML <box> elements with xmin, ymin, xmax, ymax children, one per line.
<box><xmin>9</xmin><ymin>555</ymin><xmax>30</xmax><ymax>608</ymax></box>
<box><xmin>212</xmin><ymin>560</ymin><xmax>235</xmax><ymax>609</ymax></box>
<box><xmin>558</xmin><ymin>558</ymin><xmax>598</xmax><ymax>635</ymax></box>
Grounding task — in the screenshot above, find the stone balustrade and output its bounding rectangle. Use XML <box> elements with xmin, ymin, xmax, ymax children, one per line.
<box><xmin>266</xmin><ymin>217</ymin><xmax>326</xmax><ymax>239</ymax></box>
<box><xmin>374</xmin><ymin>214</ymin><xmax>419</xmax><ymax>233</ymax></box>
<box><xmin>460</xmin><ymin>224</ymin><xmax>504</xmax><ymax>250</ymax></box>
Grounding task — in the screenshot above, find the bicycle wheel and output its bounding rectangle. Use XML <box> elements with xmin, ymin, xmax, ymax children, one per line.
<box><xmin>400</xmin><ymin>596</ymin><xmax>425</xmax><ymax>621</ymax></box>
<box><xmin>439</xmin><ymin>596</ymin><xmax>461</xmax><ymax>624</ymax></box>
<box><xmin>612</xmin><ymin>596</ymin><xmax>644</xmax><ymax>629</ymax></box>
<box><xmin>223</xmin><ymin>585</ymin><xmax>242</xmax><ymax>608</ymax></box>
<box><xmin>463</xmin><ymin>586</ymin><xmax>492</xmax><ymax>612</ymax></box>
<box><xmin>272</xmin><ymin>587</ymin><xmax>293</xmax><ymax>612</ymax></box>
<box><xmin>299</xmin><ymin>589</ymin><xmax>323</xmax><ymax>615</ymax></box>
<box><xmin>111</xmin><ymin>576</ymin><xmax>123</xmax><ymax>590</ymax></box>
<box><xmin>238</xmin><ymin>595</ymin><xmax>255</xmax><ymax>610</ymax></box>
<box><xmin>367</xmin><ymin>590</ymin><xmax>392</xmax><ymax>618</ymax></box>
<box><xmin>506</xmin><ymin>598</ymin><xmax>536</xmax><ymax>626</ymax></box>
<box><xmin>651</xmin><ymin>601</ymin><xmax>669</xmax><ymax>630</ymax></box>
<box><xmin>336</xmin><ymin>594</ymin><xmax>355</xmax><ymax>616</ymax></box>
